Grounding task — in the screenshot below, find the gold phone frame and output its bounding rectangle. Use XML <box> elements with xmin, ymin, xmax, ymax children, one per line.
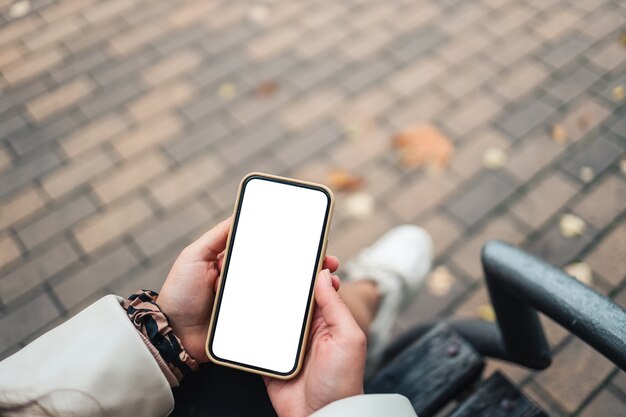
<box><xmin>205</xmin><ymin>172</ymin><xmax>335</xmax><ymax>379</ymax></box>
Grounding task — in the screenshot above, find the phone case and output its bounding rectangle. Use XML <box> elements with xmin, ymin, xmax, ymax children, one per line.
<box><xmin>205</xmin><ymin>172</ymin><xmax>335</xmax><ymax>379</ymax></box>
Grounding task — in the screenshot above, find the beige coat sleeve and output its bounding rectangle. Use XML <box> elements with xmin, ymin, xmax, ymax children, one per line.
<box><xmin>310</xmin><ymin>393</ymin><xmax>418</xmax><ymax>417</ymax></box>
<box><xmin>0</xmin><ymin>295</ymin><xmax>174</xmax><ymax>417</ymax></box>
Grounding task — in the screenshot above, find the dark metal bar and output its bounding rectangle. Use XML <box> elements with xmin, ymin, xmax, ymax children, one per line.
<box><xmin>482</xmin><ymin>240</ymin><xmax>626</xmax><ymax>371</ymax></box>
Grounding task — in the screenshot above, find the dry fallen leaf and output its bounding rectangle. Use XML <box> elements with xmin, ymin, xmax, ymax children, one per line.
<box><xmin>327</xmin><ymin>169</ymin><xmax>364</xmax><ymax>192</ymax></box>
<box><xmin>9</xmin><ymin>0</ymin><xmax>30</xmax><ymax>18</ymax></box>
<box><xmin>620</xmin><ymin>31</ymin><xmax>626</xmax><ymax>48</ymax></box>
<box><xmin>256</xmin><ymin>80</ymin><xmax>278</xmax><ymax>97</ymax></box>
<box><xmin>612</xmin><ymin>85</ymin><xmax>625</xmax><ymax>102</ymax></box>
<box><xmin>551</xmin><ymin>124</ymin><xmax>567</xmax><ymax>144</ymax></box>
<box><xmin>483</xmin><ymin>147</ymin><xmax>507</xmax><ymax>170</ymax></box>
<box><xmin>476</xmin><ymin>304</ymin><xmax>496</xmax><ymax>322</ymax></box>
<box><xmin>218</xmin><ymin>82</ymin><xmax>236</xmax><ymax>100</ymax></box>
<box><xmin>577</xmin><ymin>114</ymin><xmax>589</xmax><ymax>131</ymax></box>
<box><xmin>427</xmin><ymin>266</ymin><xmax>455</xmax><ymax>297</ymax></box>
<box><xmin>559</xmin><ymin>214</ymin><xmax>586</xmax><ymax>238</ymax></box>
<box><xmin>564</xmin><ymin>262</ymin><xmax>593</xmax><ymax>286</ymax></box>
<box><xmin>344</xmin><ymin>192</ymin><xmax>374</xmax><ymax>219</ymax></box>
<box><xmin>344</xmin><ymin>124</ymin><xmax>361</xmax><ymax>141</ymax></box>
<box><xmin>392</xmin><ymin>124</ymin><xmax>454</xmax><ymax>170</ymax></box>
<box><xmin>579</xmin><ymin>166</ymin><xmax>594</xmax><ymax>183</ymax></box>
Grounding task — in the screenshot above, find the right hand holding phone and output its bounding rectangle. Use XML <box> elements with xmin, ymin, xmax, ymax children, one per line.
<box><xmin>264</xmin><ymin>267</ymin><xmax>367</xmax><ymax>417</ymax></box>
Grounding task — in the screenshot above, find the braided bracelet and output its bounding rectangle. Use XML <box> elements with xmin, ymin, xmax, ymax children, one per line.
<box><xmin>123</xmin><ymin>290</ymin><xmax>199</xmax><ymax>386</ymax></box>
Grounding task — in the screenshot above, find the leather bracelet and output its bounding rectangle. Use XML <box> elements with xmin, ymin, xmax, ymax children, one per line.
<box><xmin>123</xmin><ymin>290</ymin><xmax>199</xmax><ymax>385</ymax></box>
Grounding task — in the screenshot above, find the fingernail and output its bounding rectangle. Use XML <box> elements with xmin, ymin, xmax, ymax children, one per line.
<box><xmin>321</xmin><ymin>268</ymin><xmax>332</xmax><ymax>285</ymax></box>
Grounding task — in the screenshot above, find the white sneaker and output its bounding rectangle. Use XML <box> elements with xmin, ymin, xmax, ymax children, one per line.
<box><xmin>343</xmin><ymin>225</ymin><xmax>433</xmax><ymax>376</ymax></box>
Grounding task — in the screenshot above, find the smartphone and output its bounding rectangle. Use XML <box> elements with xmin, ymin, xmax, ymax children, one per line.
<box><xmin>206</xmin><ymin>172</ymin><xmax>334</xmax><ymax>379</ymax></box>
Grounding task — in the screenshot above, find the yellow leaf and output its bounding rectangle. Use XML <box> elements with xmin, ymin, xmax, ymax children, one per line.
<box><xmin>551</xmin><ymin>124</ymin><xmax>567</xmax><ymax>143</ymax></box>
<box><xmin>218</xmin><ymin>82</ymin><xmax>236</xmax><ymax>100</ymax></box>
<box><xmin>392</xmin><ymin>124</ymin><xmax>454</xmax><ymax>170</ymax></box>
<box><xmin>427</xmin><ymin>266</ymin><xmax>455</xmax><ymax>297</ymax></box>
<box><xmin>327</xmin><ymin>169</ymin><xmax>364</xmax><ymax>192</ymax></box>
<box><xmin>612</xmin><ymin>85</ymin><xmax>625</xmax><ymax>102</ymax></box>
<box><xmin>476</xmin><ymin>304</ymin><xmax>496</xmax><ymax>322</ymax></box>
<box><xmin>482</xmin><ymin>147</ymin><xmax>507</xmax><ymax>170</ymax></box>
<box><xmin>344</xmin><ymin>192</ymin><xmax>374</xmax><ymax>219</ymax></box>
<box><xmin>559</xmin><ymin>214</ymin><xmax>586</xmax><ymax>238</ymax></box>
<box><xmin>564</xmin><ymin>262</ymin><xmax>593</xmax><ymax>286</ymax></box>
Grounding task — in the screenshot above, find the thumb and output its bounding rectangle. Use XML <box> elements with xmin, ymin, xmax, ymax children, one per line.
<box><xmin>314</xmin><ymin>269</ymin><xmax>357</xmax><ymax>331</ymax></box>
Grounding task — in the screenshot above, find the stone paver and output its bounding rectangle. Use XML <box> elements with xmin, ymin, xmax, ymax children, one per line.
<box><xmin>0</xmin><ymin>0</ymin><xmax>625</xmax><ymax>413</ymax></box>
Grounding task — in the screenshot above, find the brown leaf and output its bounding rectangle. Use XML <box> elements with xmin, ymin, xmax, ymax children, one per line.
<box><xmin>392</xmin><ymin>124</ymin><xmax>454</xmax><ymax>169</ymax></box>
<box><xmin>551</xmin><ymin>124</ymin><xmax>567</xmax><ymax>143</ymax></box>
<box><xmin>613</xmin><ymin>85</ymin><xmax>625</xmax><ymax>102</ymax></box>
<box><xmin>620</xmin><ymin>31</ymin><xmax>626</xmax><ymax>48</ymax></box>
<box><xmin>577</xmin><ymin>114</ymin><xmax>589</xmax><ymax>130</ymax></box>
<box><xmin>327</xmin><ymin>169</ymin><xmax>364</xmax><ymax>192</ymax></box>
<box><xmin>255</xmin><ymin>80</ymin><xmax>278</xmax><ymax>97</ymax></box>
<box><xmin>476</xmin><ymin>304</ymin><xmax>496</xmax><ymax>322</ymax></box>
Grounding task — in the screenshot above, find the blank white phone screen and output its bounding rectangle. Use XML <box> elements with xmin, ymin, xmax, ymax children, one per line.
<box><xmin>211</xmin><ymin>177</ymin><xmax>330</xmax><ymax>374</ymax></box>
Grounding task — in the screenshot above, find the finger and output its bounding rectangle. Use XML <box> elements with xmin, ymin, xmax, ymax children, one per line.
<box><xmin>331</xmin><ymin>274</ymin><xmax>340</xmax><ymax>291</ymax></box>
<box><xmin>322</xmin><ymin>255</ymin><xmax>339</xmax><ymax>273</ymax></box>
<box><xmin>184</xmin><ymin>217</ymin><xmax>232</xmax><ymax>261</ymax></box>
<box><xmin>314</xmin><ymin>269</ymin><xmax>358</xmax><ymax>331</ymax></box>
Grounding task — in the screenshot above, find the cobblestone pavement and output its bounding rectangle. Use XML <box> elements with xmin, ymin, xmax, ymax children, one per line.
<box><xmin>0</xmin><ymin>0</ymin><xmax>625</xmax><ymax>414</ymax></box>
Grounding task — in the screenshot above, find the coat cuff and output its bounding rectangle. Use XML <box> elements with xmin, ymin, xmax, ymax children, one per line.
<box><xmin>310</xmin><ymin>394</ymin><xmax>417</xmax><ymax>417</ymax></box>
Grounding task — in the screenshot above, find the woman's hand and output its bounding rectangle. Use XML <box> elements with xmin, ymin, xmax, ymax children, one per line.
<box><xmin>157</xmin><ymin>217</ymin><xmax>342</xmax><ymax>364</ymax></box>
<box><xmin>264</xmin><ymin>268</ymin><xmax>367</xmax><ymax>417</ymax></box>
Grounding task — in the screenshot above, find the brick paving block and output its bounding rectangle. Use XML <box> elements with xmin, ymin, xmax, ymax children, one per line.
<box><xmin>61</xmin><ymin>113</ymin><xmax>128</xmax><ymax>158</ymax></box>
<box><xmin>527</xmin><ymin>222</ymin><xmax>594</xmax><ymax>267</ymax></box>
<box><xmin>127</xmin><ymin>80</ymin><xmax>194</xmax><ymax>123</ymax></box>
<box><xmin>506</xmin><ymin>133</ymin><xmax>565</xmax><ymax>182</ymax></box>
<box><xmin>340</xmin><ymin>58</ymin><xmax>393</xmax><ymax>94</ymax></box>
<box><xmin>42</xmin><ymin>150</ymin><xmax>116</xmax><ymax>199</ymax></box>
<box><xmin>79</xmin><ymin>78</ymin><xmax>143</xmax><ymax>119</ymax></box>
<box><xmin>450</xmin><ymin>214</ymin><xmax>525</xmax><ymax>280</ymax></box>
<box><xmin>611</xmin><ymin>115</ymin><xmax>626</xmax><ymax>140</ymax></box>
<box><xmin>353</xmin><ymin>160</ymin><xmax>401</xmax><ymax>200</ymax></box>
<box><xmin>440</xmin><ymin>2</ymin><xmax>487</xmax><ymax>35</ymax></box>
<box><xmin>202</xmin><ymin>1</ymin><xmax>247</xmax><ymax>31</ymax></box>
<box><xmin>442</xmin><ymin>92</ymin><xmax>501</xmax><ymax>138</ymax></box>
<box><xmin>53</xmin><ymin>245</ymin><xmax>139</xmax><ymax>311</ymax></box>
<box><xmin>0</xmin><ymin>43</ymin><xmax>25</xmax><ymax>68</ymax></box>
<box><xmin>26</xmin><ymin>78</ymin><xmax>94</xmax><ymax>122</ymax></box>
<box><xmin>586</xmin><ymin>222</ymin><xmax>626</xmax><ymax>286</ymax></box>
<box><xmin>579</xmin><ymin>389</ymin><xmax>626</xmax><ymax>417</ymax></box>
<box><xmin>82</xmin><ymin>0</ymin><xmax>135</xmax><ymax>25</ymax></box>
<box><xmin>491</xmin><ymin>60</ymin><xmax>549</xmax><ymax>102</ymax></box>
<box><xmin>384</xmin><ymin>89</ymin><xmax>449</xmax><ymax>130</ymax></box>
<box><xmin>228</xmin><ymin>87</ymin><xmax>294</xmax><ymax>126</ymax></box>
<box><xmin>142</xmin><ymin>49</ymin><xmax>201</xmax><ymax>86</ymax></box>
<box><xmin>279</xmin><ymin>89</ymin><xmax>343</xmax><ymax>131</ymax></box>
<box><xmin>108</xmin><ymin>20</ymin><xmax>164</xmax><ymax>56</ymax></box>
<box><xmin>0</xmin><ymin>232</ymin><xmax>21</xmax><ymax>269</ymax></box>
<box><xmin>421</xmin><ymin>212</ymin><xmax>464</xmax><ymax>258</ymax></box>
<box><xmin>288</xmin><ymin>57</ymin><xmax>345</xmax><ymax>91</ymax></box>
<box><xmin>338</xmin><ymin>25</ymin><xmax>392</xmax><ymax>61</ymax></box>
<box><xmin>445</xmin><ymin>171</ymin><xmax>518</xmax><ymax>226</ymax></box>
<box><xmin>238</xmin><ymin>54</ymin><xmax>294</xmax><ymax>86</ymax></box>
<box><xmin>17</xmin><ymin>195</ymin><xmax>96</xmax><ymax>250</ymax></box>
<box><xmin>0</xmin><ymin>293</ymin><xmax>60</xmax><ymax>355</ymax></box>
<box><xmin>0</xmin><ymin>147</ymin><xmax>10</xmax><ymax>174</ymax></box>
<box><xmin>328</xmin><ymin>126</ymin><xmax>388</xmax><ymax>171</ymax></box>
<box><xmin>74</xmin><ymin>195</ymin><xmax>153</xmax><ymax>253</ymax></box>
<box><xmin>162</xmin><ymin>118</ymin><xmax>229</xmax><ymax>162</ymax></box>
<box><xmin>38</xmin><ymin>0</ymin><xmax>93</xmax><ymax>23</ymax></box>
<box><xmin>204</xmin><ymin>24</ymin><xmax>255</xmax><ymax>57</ymax></box>
<box><xmin>452</xmin><ymin>285</ymin><xmax>490</xmax><ymax>318</ymax></box>
<box><xmin>386</xmin><ymin>173</ymin><xmax>458</xmax><ymax>222</ymax></box>
<box><xmin>544</xmin><ymin>66</ymin><xmax>602</xmax><ymax>104</ymax></box>
<box><xmin>587</xmin><ymin>41</ymin><xmax>626</xmax><ymax>74</ymax></box>
<box><xmin>349</xmin><ymin>2</ymin><xmax>394</xmax><ymax>30</ymax></box>
<box><xmin>0</xmin><ymin>79</ymin><xmax>48</xmax><ymax>116</ymax></box>
<box><xmin>92</xmin><ymin>151</ymin><xmax>169</xmax><ymax>205</ymax></box>
<box><xmin>179</xmin><ymin>92</ymin><xmax>224</xmax><ymax>125</ymax></box>
<box><xmin>216</xmin><ymin>120</ymin><xmax>284</xmax><ymax>165</ymax></box>
<box><xmin>533</xmin><ymin>7</ymin><xmax>582</xmax><ymax>41</ymax></box>
<box><xmin>328</xmin><ymin>209</ymin><xmax>396</xmax><ymax>264</ymax></box>
<box><xmin>481</xmin><ymin>3</ymin><xmax>534</xmax><ymax>38</ymax></box>
<box><xmin>294</xmin><ymin>25</ymin><xmax>348</xmax><ymax>59</ymax></box>
<box><xmin>535</xmin><ymin>337</ymin><xmax>615</xmax><ymax>413</ymax></box>
<box><xmin>23</xmin><ymin>15</ymin><xmax>83</xmax><ymax>51</ymax></box>
<box><xmin>275</xmin><ymin>122</ymin><xmax>342</xmax><ymax>167</ymax></box>
<box><xmin>539</xmin><ymin>32</ymin><xmax>593</xmax><ymax>70</ymax></box>
<box><xmin>110</xmin><ymin>252</ymin><xmax>174</xmax><ymax>299</ymax></box>
<box><xmin>9</xmin><ymin>113</ymin><xmax>81</xmax><ymax>158</ymax></box>
<box><xmin>134</xmin><ymin>201</ymin><xmax>210</xmax><ymax>258</ymax></box>
<box><xmin>0</xmin><ymin>113</ymin><xmax>28</xmax><ymax>141</ymax></box>
<box><xmin>580</xmin><ymin>8</ymin><xmax>624</xmax><ymax>39</ymax></box>
<box><xmin>112</xmin><ymin>114</ymin><xmax>182</xmax><ymax>159</ymax></box>
<box><xmin>561</xmin><ymin>136</ymin><xmax>624</xmax><ymax>181</ymax></box>
<box><xmin>50</xmin><ymin>49</ymin><xmax>109</xmax><ymax>85</ymax></box>
<box><xmin>440</xmin><ymin>59</ymin><xmax>497</xmax><ymax>101</ymax></box>
<box><xmin>0</xmin><ymin>151</ymin><xmax>61</xmax><ymax>198</ymax></box>
<box><xmin>247</xmin><ymin>25</ymin><xmax>300</xmax><ymax>60</ymax></box>
<box><xmin>437</xmin><ymin>28</ymin><xmax>491</xmax><ymax>65</ymax></box>
<box><xmin>573</xmin><ymin>175</ymin><xmax>626</xmax><ymax>230</ymax></box>
<box><xmin>63</xmin><ymin>20</ymin><xmax>122</xmax><ymax>54</ymax></box>
<box><xmin>393</xmin><ymin>265</ymin><xmax>468</xmax><ymax>336</ymax></box>
<box><xmin>523</xmin><ymin>383</ymin><xmax>568</xmax><ymax>417</ymax></box>
<box><xmin>91</xmin><ymin>50</ymin><xmax>154</xmax><ymax>86</ymax></box>
<box><xmin>486</xmin><ymin>29</ymin><xmax>543</xmax><ymax>68</ymax></box>
<box><xmin>555</xmin><ymin>97</ymin><xmax>610</xmax><ymax>143</ymax></box>
<box><xmin>497</xmin><ymin>95</ymin><xmax>558</xmax><ymax>139</ymax></box>
<box><xmin>483</xmin><ymin>359</ymin><xmax>530</xmax><ymax>385</ymax></box>
<box><xmin>0</xmin><ymin>14</ymin><xmax>40</xmax><ymax>45</ymax></box>
<box><xmin>0</xmin><ymin>186</ymin><xmax>47</xmax><ymax>230</ymax></box>
<box><xmin>335</xmin><ymin>86</ymin><xmax>394</xmax><ymax>127</ymax></box>
<box><xmin>0</xmin><ymin>240</ymin><xmax>79</xmax><ymax>305</ymax></box>
<box><xmin>613</xmin><ymin>367</ymin><xmax>626</xmax><ymax>395</ymax></box>
<box><xmin>148</xmin><ymin>151</ymin><xmax>225</xmax><ymax>209</ymax></box>
<box><xmin>510</xmin><ymin>171</ymin><xmax>579</xmax><ymax>231</ymax></box>
<box><xmin>388</xmin><ymin>26</ymin><xmax>446</xmax><ymax>64</ymax></box>
<box><xmin>192</xmin><ymin>54</ymin><xmax>244</xmax><ymax>88</ymax></box>
<box><xmin>154</xmin><ymin>24</ymin><xmax>207</xmax><ymax>56</ymax></box>
<box><xmin>2</xmin><ymin>47</ymin><xmax>64</xmax><ymax>85</ymax></box>
<box><xmin>166</xmin><ymin>0</ymin><xmax>217</xmax><ymax>28</ymax></box>
<box><xmin>451</xmin><ymin>129</ymin><xmax>510</xmax><ymax>179</ymax></box>
<box><xmin>386</xmin><ymin>56</ymin><xmax>446</xmax><ymax>97</ymax></box>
